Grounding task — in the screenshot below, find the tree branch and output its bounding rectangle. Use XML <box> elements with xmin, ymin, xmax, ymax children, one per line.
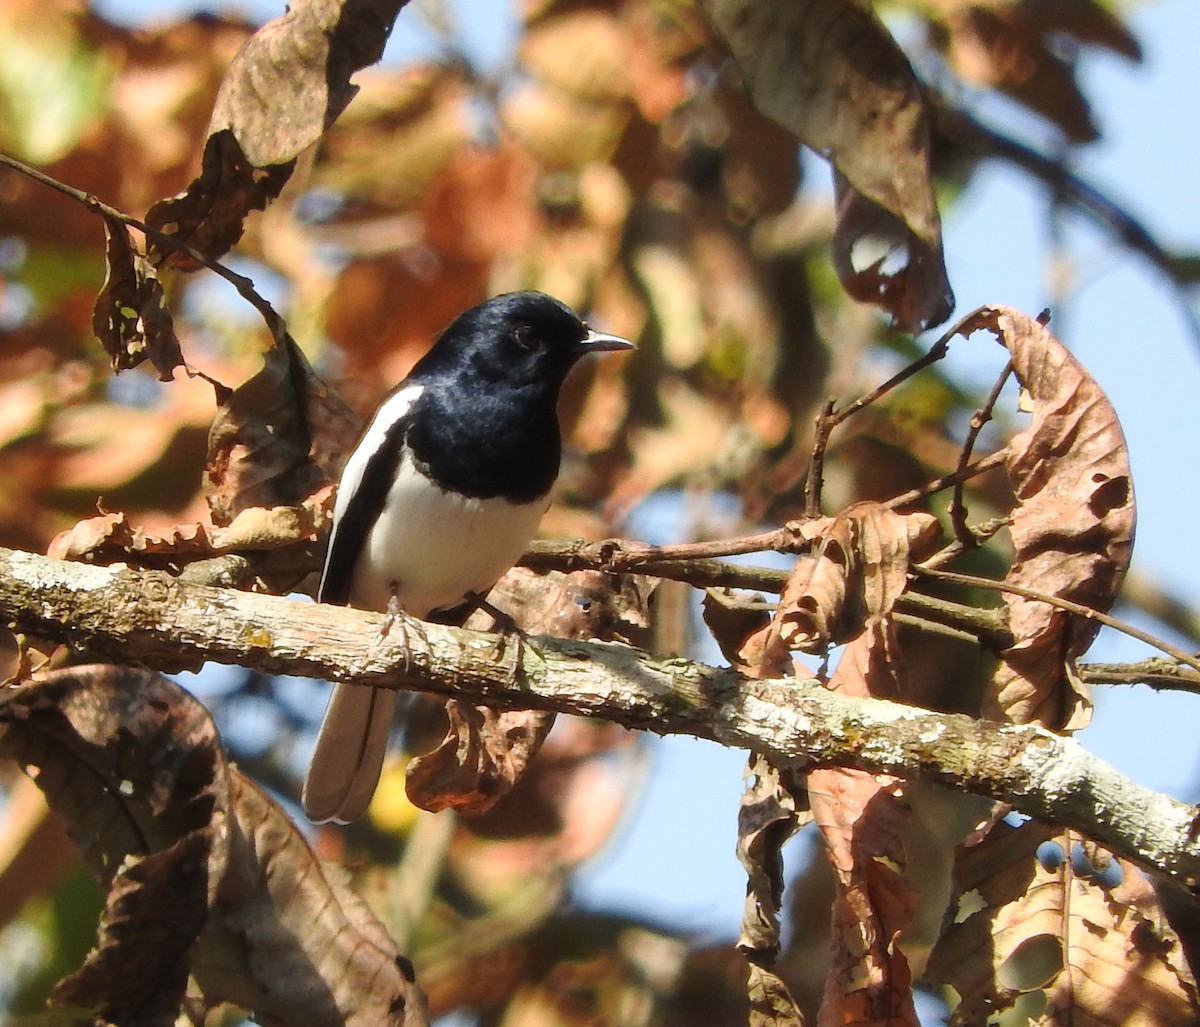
<box><xmin>2</xmin><ymin>546</ymin><xmax>1199</xmax><ymax>891</ymax></box>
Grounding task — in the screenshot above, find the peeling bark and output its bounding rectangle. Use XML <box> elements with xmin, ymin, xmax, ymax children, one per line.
<box><xmin>2</xmin><ymin>545</ymin><xmax>1199</xmax><ymax>891</ymax></box>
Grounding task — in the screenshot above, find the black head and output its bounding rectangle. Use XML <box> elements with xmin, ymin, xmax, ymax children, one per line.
<box><xmin>414</xmin><ymin>291</ymin><xmax>633</xmax><ymax>391</ymax></box>
<box><xmin>401</xmin><ymin>292</ymin><xmax>632</xmax><ymax>500</ymax></box>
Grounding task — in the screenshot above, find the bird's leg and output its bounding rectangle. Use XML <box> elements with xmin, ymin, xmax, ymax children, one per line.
<box><xmin>381</xmin><ymin>584</ymin><xmax>429</xmax><ymax>674</ymax></box>
<box><xmin>464</xmin><ymin>591</ymin><xmax>527</xmax><ymax>678</ymax></box>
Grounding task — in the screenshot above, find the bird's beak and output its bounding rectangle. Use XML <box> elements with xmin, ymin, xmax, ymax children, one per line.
<box><xmin>578</xmin><ymin>328</ymin><xmax>635</xmax><ymax>353</ymax></box>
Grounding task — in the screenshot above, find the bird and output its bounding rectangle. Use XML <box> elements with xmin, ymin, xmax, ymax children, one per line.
<box><xmin>303</xmin><ymin>290</ymin><xmax>634</xmax><ymax>823</ymax></box>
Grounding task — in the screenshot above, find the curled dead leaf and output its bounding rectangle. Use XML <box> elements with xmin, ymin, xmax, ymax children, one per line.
<box><xmin>406</xmin><ymin>567</ymin><xmax>652</xmax><ymax>816</ymax></box>
<box><xmin>47</xmin><ymin>511</ymin><xmax>135</xmax><ymax>561</ymax></box>
<box><xmin>148</xmin><ymin>1</ymin><xmax>409</xmax><ymax>264</ymax></box>
<box><xmin>147</xmin><ymin>129</ymin><xmax>294</xmax><ymax>267</ymax></box>
<box><xmin>93</xmin><ymin>214</ymin><xmax>184</xmax><ymax>380</ymax></box>
<box><xmin>748</xmin><ymin>504</ymin><xmax>939</xmax><ymax>667</ymax></box>
<box><xmin>737</xmin><ymin>753</ymin><xmax>811</xmax><ymax>958</ymax></box>
<box><xmin>701</xmin><ymin>0</ymin><xmax>951</xmax><ymax>327</ymax></box>
<box><xmin>832</xmin><ymin>174</ymin><xmax>955</xmax><ymax>331</ymax></box>
<box><xmin>809</xmin><ymin>628</ymin><xmax>919</xmax><ymax>1025</ymax></box>
<box><xmin>47</xmin><ymin>500</ymin><xmax>326</xmax><ymax>569</ymax></box>
<box><xmin>404</xmin><ymin>701</ymin><xmax>557</xmax><ymax>817</ymax></box>
<box><xmin>968</xmin><ymin>306</ymin><xmax>1136</xmax><ymax>729</ymax></box>
<box><xmin>747</xmin><ymin>959</ymin><xmax>805</xmax><ymax>1027</ymax></box>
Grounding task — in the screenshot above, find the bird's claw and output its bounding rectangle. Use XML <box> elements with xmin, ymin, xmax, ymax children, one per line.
<box><xmin>382</xmin><ymin>586</ymin><xmax>429</xmax><ymax>674</ymax></box>
<box><xmin>466</xmin><ymin>592</ymin><xmax>528</xmax><ymax>681</ymax></box>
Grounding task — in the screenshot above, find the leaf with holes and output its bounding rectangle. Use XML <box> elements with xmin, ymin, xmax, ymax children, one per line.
<box><xmin>93</xmin><ymin>214</ymin><xmax>184</xmax><ymax>380</ymax></box>
<box><xmin>737</xmin><ymin>752</ymin><xmax>811</xmax><ymax>959</ymax></box>
<box><xmin>148</xmin><ymin>0</ymin><xmax>410</xmax><ymax>264</ymax></box>
<box><xmin>969</xmin><ymin>306</ymin><xmax>1136</xmax><ymax>729</ymax></box>
<box><xmin>925</xmin><ymin>815</ymin><xmax>1196</xmax><ymax>1025</ymax></box>
<box><xmin>750</xmin><ymin>504</ymin><xmax>938</xmax><ymax>665</ymax></box>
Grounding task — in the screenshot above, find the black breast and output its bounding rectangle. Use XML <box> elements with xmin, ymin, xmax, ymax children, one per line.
<box><xmin>404</xmin><ymin>382</ymin><xmax>561</xmax><ymax>503</ymax></box>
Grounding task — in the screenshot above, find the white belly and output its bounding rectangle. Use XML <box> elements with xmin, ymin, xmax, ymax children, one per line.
<box><xmin>349</xmin><ymin>453</ymin><xmax>548</xmax><ymax>617</ymax></box>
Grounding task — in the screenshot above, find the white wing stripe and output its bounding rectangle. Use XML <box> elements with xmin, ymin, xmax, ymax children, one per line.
<box><xmin>320</xmin><ymin>383</ymin><xmax>424</xmax><ymax>598</ymax></box>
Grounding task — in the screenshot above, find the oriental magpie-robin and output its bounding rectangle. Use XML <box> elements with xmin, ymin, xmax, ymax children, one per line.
<box><xmin>303</xmin><ymin>291</ymin><xmax>633</xmax><ymax>823</ymax></box>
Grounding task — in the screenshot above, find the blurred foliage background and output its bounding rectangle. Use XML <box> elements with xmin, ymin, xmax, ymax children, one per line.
<box><xmin>1</xmin><ymin>0</ymin><xmax>1198</xmax><ymax>1023</ymax></box>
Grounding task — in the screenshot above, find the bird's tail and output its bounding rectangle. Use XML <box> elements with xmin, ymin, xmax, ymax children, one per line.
<box><xmin>303</xmin><ymin>683</ymin><xmax>397</xmax><ymax>824</ymax></box>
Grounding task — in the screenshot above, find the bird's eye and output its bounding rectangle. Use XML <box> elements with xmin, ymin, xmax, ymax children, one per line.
<box><xmin>512</xmin><ymin>324</ymin><xmax>537</xmax><ymax>350</ymax></box>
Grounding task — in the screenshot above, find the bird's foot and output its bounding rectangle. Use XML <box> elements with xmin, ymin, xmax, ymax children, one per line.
<box><xmin>465</xmin><ymin>592</ymin><xmax>528</xmax><ymax>680</ymax></box>
<box><xmin>382</xmin><ymin>587</ymin><xmax>429</xmax><ymax>674</ymax></box>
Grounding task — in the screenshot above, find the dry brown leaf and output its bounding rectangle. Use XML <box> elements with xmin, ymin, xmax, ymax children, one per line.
<box><xmin>970</xmin><ymin>306</ymin><xmax>1135</xmax><ymax>729</ymax></box>
<box><xmin>748</xmin><ymin>959</ymin><xmax>807</xmax><ymax>1027</ymax></box>
<box><xmin>46</xmin><ymin>510</ymin><xmax>134</xmax><ymax>561</ymax></box>
<box><xmin>755</xmin><ymin>504</ymin><xmax>939</xmax><ymax>662</ymax></box>
<box><xmin>737</xmin><ymin>753</ymin><xmax>812</xmax><ymax>959</ymax></box>
<box><xmin>149</xmin><ymin>0</ymin><xmax>410</xmax><ymax>264</ymax></box>
<box><xmin>933</xmin><ymin>1</ymin><xmax>1141</xmax><ymax>144</ymax></box>
<box><xmin>196</xmin><ymin>774</ymin><xmax>429</xmax><ymax>1027</ymax></box>
<box><xmin>46</xmin><ymin>503</ymin><xmax>325</xmax><ymax>567</ymax></box>
<box><xmin>831</xmin><ymin>175</ymin><xmax>955</xmax><ymax>332</ymax></box>
<box><xmin>404</xmin><ymin>701</ymin><xmax>557</xmax><ymax>817</ymax></box>
<box><xmin>206</xmin><ymin>339</ymin><xmax>361</xmax><ymax>525</ymax></box>
<box><xmin>701</xmin><ymin>0</ymin><xmax>950</xmax><ymax>327</ymax></box>
<box><xmin>0</xmin><ymin>666</ymin><xmax>429</xmax><ymax>1027</ymax></box>
<box><xmin>702</xmin><ymin>588</ymin><xmax>772</xmax><ymax>672</ymax></box>
<box><xmin>813</xmin><ymin>770</ymin><xmax>918</xmax><ymax>1027</ymax></box>
<box><xmin>406</xmin><ymin>567</ymin><xmax>652</xmax><ymax>815</ymax></box>
<box><xmin>809</xmin><ymin>629</ymin><xmax>919</xmax><ymax>1027</ymax></box>
<box><xmin>0</xmin><ymin>666</ymin><xmax>229</xmax><ymax>1025</ymax></box>
<box><xmin>925</xmin><ymin>817</ymin><xmax>1197</xmax><ymax>1025</ymax></box>
<box><xmin>93</xmin><ymin>214</ymin><xmax>184</xmax><ymax>381</ymax></box>
<box><xmin>146</xmin><ymin>129</ymin><xmax>295</xmax><ymax>268</ymax></box>
<box><xmin>206</xmin><ymin>0</ymin><xmax>409</xmax><ymax>171</ymax></box>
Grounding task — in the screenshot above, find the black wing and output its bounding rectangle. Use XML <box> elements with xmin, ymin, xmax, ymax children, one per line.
<box><xmin>318</xmin><ymin>395</ymin><xmax>416</xmax><ymax>606</ymax></box>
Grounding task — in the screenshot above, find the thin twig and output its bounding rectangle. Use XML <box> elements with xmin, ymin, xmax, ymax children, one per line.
<box><xmin>1078</xmin><ymin>659</ymin><xmax>1200</xmax><ymax>695</ymax></box>
<box><xmin>0</xmin><ymin>151</ymin><xmax>287</xmax><ymax>345</ymax></box>
<box><xmin>823</xmin><ymin>304</ymin><xmax>1003</xmax><ymax>433</ymax></box>
<box><xmin>522</xmin><ymin>538</ymin><xmax>1011</xmax><ymax>646</ymax></box>
<box><xmin>803</xmin><ymin>304</ymin><xmax>1013</xmax><ymax>518</ymax></box>
<box><xmin>948</xmin><ymin>362</ymin><xmax>1012</xmax><ymax>544</ymax></box>
<box><xmin>523</xmin><ymin>526</ymin><xmax>815</xmax><ymax>575</ymax></box>
<box><xmin>828</xmin><ymin>336</ymin><xmax>949</xmax><ymax>431</ymax></box>
<box><xmin>804</xmin><ymin>398</ymin><xmax>837</xmax><ymax>517</ymax></box>
<box><xmin>885</xmin><ymin>448</ymin><xmax>1011</xmax><ymax>512</ymax></box>
<box><xmin>918</xmin><ymin>516</ymin><xmax>1009</xmax><ymax>571</ymax></box>
<box><xmin>917</xmin><ymin>566</ymin><xmax>1200</xmax><ymax>676</ymax></box>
